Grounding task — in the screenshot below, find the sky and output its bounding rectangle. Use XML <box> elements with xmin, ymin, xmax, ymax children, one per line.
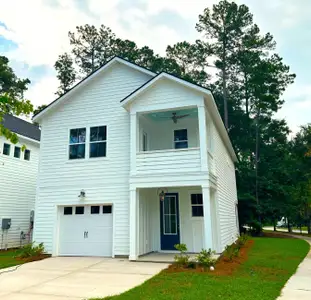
<box><xmin>0</xmin><ymin>0</ymin><xmax>310</xmax><ymax>134</ymax></box>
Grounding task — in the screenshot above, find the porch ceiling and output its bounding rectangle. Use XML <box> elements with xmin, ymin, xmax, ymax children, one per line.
<box><xmin>145</xmin><ymin>108</ymin><xmax>198</xmax><ymax>122</ymax></box>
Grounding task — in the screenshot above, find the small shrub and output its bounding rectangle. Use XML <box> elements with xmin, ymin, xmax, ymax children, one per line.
<box><xmin>223</xmin><ymin>244</ymin><xmax>239</xmax><ymax>261</ymax></box>
<box><xmin>196</xmin><ymin>248</ymin><xmax>217</xmax><ymax>268</ymax></box>
<box><xmin>17</xmin><ymin>242</ymin><xmax>45</xmax><ymax>259</ymax></box>
<box><xmin>174</xmin><ymin>243</ymin><xmax>190</xmax><ymax>267</ymax></box>
<box><xmin>248</xmin><ymin>221</ymin><xmax>262</xmax><ymax>236</ymax></box>
<box><xmin>236</xmin><ymin>233</ymin><xmax>250</xmax><ymax>248</ymax></box>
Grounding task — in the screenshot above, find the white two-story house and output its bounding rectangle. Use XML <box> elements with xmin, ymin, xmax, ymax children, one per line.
<box><xmin>32</xmin><ymin>57</ymin><xmax>238</xmax><ymax>260</ymax></box>
<box><xmin>0</xmin><ymin>114</ymin><xmax>40</xmax><ymax>249</ymax></box>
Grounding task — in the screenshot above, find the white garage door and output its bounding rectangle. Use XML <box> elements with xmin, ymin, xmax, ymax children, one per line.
<box><xmin>59</xmin><ymin>205</ymin><xmax>113</xmax><ymax>257</ymax></box>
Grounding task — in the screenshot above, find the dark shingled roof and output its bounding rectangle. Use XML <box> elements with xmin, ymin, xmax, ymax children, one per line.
<box><xmin>1</xmin><ymin>114</ymin><xmax>41</xmax><ymax>141</ymax></box>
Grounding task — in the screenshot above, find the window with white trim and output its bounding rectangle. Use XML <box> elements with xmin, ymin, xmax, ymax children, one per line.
<box><xmin>69</xmin><ymin>128</ymin><xmax>86</xmax><ymax>160</ymax></box>
<box><xmin>24</xmin><ymin>149</ymin><xmax>31</xmax><ymax>161</ymax></box>
<box><xmin>3</xmin><ymin>143</ymin><xmax>10</xmax><ymax>156</ymax></box>
<box><xmin>90</xmin><ymin>126</ymin><xmax>107</xmax><ymax>158</ymax></box>
<box><xmin>14</xmin><ymin>146</ymin><xmax>21</xmax><ymax>158</ymax></box>
<box><xmin>174</xmin><ymin>129</ymin><xmax>188</xmax><ymax>149</ymax></box>
<box><xmin>191</xmin><ymin>194</ymin><xmax>203</xmax><ymax>217</ymax></box>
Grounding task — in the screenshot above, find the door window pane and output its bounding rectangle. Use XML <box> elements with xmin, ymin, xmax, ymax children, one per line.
<box><xmin>64</xmin><ymin>207</ymin><xmax>72</xmax><ymax>215</ymax></box>
<box><xmin>91</xmin><ymin>206</ymin><xmax>100</xmax><ymax>214</ymax></box>
<box><xmin>103</xmin><ymin>205</ymin><xmax>112</xmax><ymax>214</ymax></box>
<box><xmin>75</xmin><ymin>206</ymin><xmax>84</xmax><ymax>214</ymax></box>
<box><xmin>163</xmin><ymin>196</ymin><xmax>177</xmax><ymax>234</ymax></box>
<box><xmin>3</xmin><ymin>143</ymin><xmax>10</xmax><ymax>156</ymax></box>
<box><xmin>14</xmin><ymin>146</ymin><xmax>21</xmax><ymax>158</ymax></box>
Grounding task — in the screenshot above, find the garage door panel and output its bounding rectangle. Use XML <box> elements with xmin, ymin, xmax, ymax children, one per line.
<box><xmin>58</xmin><ymin>205</ymin><xmax>113</xmax><ymax>257</ymax></box>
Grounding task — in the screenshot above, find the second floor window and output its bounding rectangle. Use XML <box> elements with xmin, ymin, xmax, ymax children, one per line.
<box><xmin>90</xmin><ymin>126</ymin><xmax>107</xmax><ymax>158</ymax></box>
<box><xmin>14</xmin><ymin>146</ymin><xmax>21</xmax><ymax>158</ymax></box>
<box><xmin>24</xmin><ymin>149</ymin><xmax>31</xmax><ymax>161</ymax></box>
<box><xmin>174</xmin><ymin>129</ymin><xmax>188</xmax><ymax>149</ymax></box>
<box><xmin>69</xmin><ymin>128</ymin><xmax>86</xmax><ymax>160</ymax></box>
<box><xmin>3</xmin><ymin>143</ymin><xmax>10</xmax><ymax>156</ymax></box>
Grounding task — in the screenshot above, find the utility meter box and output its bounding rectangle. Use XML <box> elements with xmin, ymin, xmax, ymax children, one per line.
<box><xmin>1</xmin><ymin>218</ymin><xmax>11</xmax><ymax>230</ymax></box>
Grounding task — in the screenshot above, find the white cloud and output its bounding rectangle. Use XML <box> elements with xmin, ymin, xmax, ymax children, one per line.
<box><xmin>0</xmin><ymin>0</ymin><xmax>310</xmax><ymax>133</ymax></box>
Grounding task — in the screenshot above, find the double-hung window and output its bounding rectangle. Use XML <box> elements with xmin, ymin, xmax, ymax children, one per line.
<box><xmin>14</xmin><ymin>146</ymin><xmax>21</xmax><ymax>158</ymax></box>
<box><xmin>90</xmin><ymin>126</ymin><xmax>107</xmax><ymax>158</ymax></box>
<box><xmin>24</xmin><ymin>149</ymin><xmax>31</xmax><ymax>161</ymax></box>
<box><xmin>174</xmin><ymin>129</ymin><xmax>188</xmax><ymax>149</ymax></box>
<box><xmin>69</xmin><ymin>128</ymin><xmax>86</xmax><ymax>159</ymax></box>
<box><xmin>3</xmin><ymin>143</ymin><xmax>10</xmax><ymax>156</ymax></box>
<box><xmin>191</xmin><ymin>194</ymin><xmax>204</xmax><ymax>217</ymax></box>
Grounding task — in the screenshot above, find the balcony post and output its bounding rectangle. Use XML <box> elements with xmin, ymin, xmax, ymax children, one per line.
<box><xmin>130</xmin><ymin>112</ymin><xmax>138</xmax><ymax>175</ymax></box>
<box><xmin>198</xmin><ymin>105</ymin><xmax>208</xmax><ymax>172</ymax></box>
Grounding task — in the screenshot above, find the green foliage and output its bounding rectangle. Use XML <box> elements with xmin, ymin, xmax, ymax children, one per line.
<box><xmin>196</xmin><ymin>249</ymin><xmax>217</xmax><ymax>268</ymax></box>
<box><xmin>0</xmin><ymin>56</ymin><xmax>33</xmax><ymax>143</ymax></box>
<box><xmin>248</xmin><ymin>221</ymin><xmax>263</xmax><ymax>236</ymax></box>
<box><xmin>223</xmin><ymin>243</ymin><xmax>240</xmax><ymax>261</ymax></box>
<box><xmin>174</xmin><ymin>243</ymin><xmax>190</xmax><ymax>267</ymax></box>
<box><xmin>236</xmin><ymin>233</ymin><xmax>250</xmax><ymax>248</ymax></box>
<box><xmin>16</xmin><ymin>242</ymin><xmax>45</xmax><ymax>259</ymax></box>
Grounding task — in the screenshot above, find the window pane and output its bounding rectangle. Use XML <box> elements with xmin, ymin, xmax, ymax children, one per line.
<box><xmin>78</xmin><ymin>128</ymin><xmax>86</xmax><ymax>143</ymax></box>
<box><xmin>163</xmin><ymin>197</ymin><xmax>170</xmax><ymax>214</ymax></box>
<box><xmin>90</xmin><ymin>126</ymin><xmax>106</xmax><ymax>142</ymax></box>
<box><xmin>164</xmin><ymin>215</ymin><xmax>171</xmax><ymax>234</ymax></box>
<box><xmin>192</xmin><ymin>206</ymin><xmax>204</xmax><ymax>217</ymax></box>
<box><xmin>103</xmin><ymin>205</ymin><xmax>112</xmax><ymax>214</ymax></box>
<box><xmin>175</xmin><ymin>141</ymin><xmax>188</xmax><ymax>149</ymax></box>
<box><xmin>90</xmin><ymin>142</ymin><xmax>106</xmax><ymax>158</ymax></box>
<box><xmin>14</xmin><ymin>146</ymin><xmax>21</xmax><ymax>158</ymax></box>
<box><xmin>69</xmin><ymin>144</ymin><xmax>85</xmax><ymax>159</ymax></box>
<box><xmin>75</xmin><ymin>206</ymin><xmax>84</xmax><ymax>215</ymax></box>
<box><xmin>91</xmin><ymin>206</ymin><xmax>100</xmax><ymax>214</ymax></box>
<box><xmin>170</xmin><ymin>197</ymin><xmax>176</xmax><ymax>215</ymax></box>
<box><xmin>3</xmin><ymin>143</ymin><xmax>10</xmax><ymax>156</ymax></box>
<box><xmin>191</xmin><ymin>194</ymin><xmax>203</xmax><ymax>205</ymax></box>
<box><xmin>174</xmin><ymin>129</ymin><xmax>187</xmax><ymax>141</ymax></box>
<box><xmin>64</xmin><ymin>207</ymin><xmax>72</xmax><ymax>215</ymax></box>
<box><xmin>70</xmin><ymin>128</ymin><xmax>86</xmax><ymax>144</ymax></box>
<box><xmin>24</xmin><ymin>149</ymin><xmax>30</xmax><ymax>161</ymax></box>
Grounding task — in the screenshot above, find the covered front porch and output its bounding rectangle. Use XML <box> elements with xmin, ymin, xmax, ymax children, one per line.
<box><xmin>129</xmin><ymin>186</ymin><xmax>220</xmax><ymax>261</ymax></box>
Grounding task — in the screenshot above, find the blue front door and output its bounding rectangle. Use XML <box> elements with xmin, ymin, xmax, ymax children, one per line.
<box><xmin>160</xmin><ymin>193</ymin><xmax>180</xmax><ymax>250</ymax></box>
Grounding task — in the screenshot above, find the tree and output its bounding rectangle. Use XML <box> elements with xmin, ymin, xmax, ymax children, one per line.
<box><xmin>54</xmin><ymin>53</ymin><xmax>76</xmax><ymax>96</ymax></box>
<box><xmin>68</xmin><ymin>24</ymin><xmax>116</xmax><ymax>74</ymax></box>
<box><xmin>0</xmin><ymin>56</ymin><xmax>33</xmax><ymax>143</ymax></box>
<box><xmin>33</xmin><ymin>104</ymin><xmax>47</xmax><ymax>116</ymax></box>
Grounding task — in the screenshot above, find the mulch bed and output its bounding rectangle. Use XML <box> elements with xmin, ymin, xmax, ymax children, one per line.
<box><xmin>16</xmin><ymin>254</ymin><xmax>51</xmax><ymax>263</ymax></box>
<box><xmin>165</xmin><ymin>240</ymin><xmax>254</xmax><ymax>276</ymax></box>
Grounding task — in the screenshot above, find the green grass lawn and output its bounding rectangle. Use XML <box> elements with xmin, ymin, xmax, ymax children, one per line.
<box><xmin>0</xmin><ymin>249</ymin><xmax>23</xmax><ymax>270</ymax></box>
<box><xmin>91</xmin><ymin>237</ymin><xmax>309</xmax><ymax>300</ymax></box>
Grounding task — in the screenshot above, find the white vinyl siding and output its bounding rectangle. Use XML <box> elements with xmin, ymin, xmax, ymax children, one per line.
<box><xmin>0</xmin><ymin>136</ymin><xmax>39</xmax><ymax>249</ymax></box>
<box><xmin>212</xmin><ymin>122</ymin><xmax>238</xmax><ymax>251</ymax></box>
<box><xmin>34</xmin><ymin>62</ymin><xmax>152</xmax><ymax>255</ymax></box>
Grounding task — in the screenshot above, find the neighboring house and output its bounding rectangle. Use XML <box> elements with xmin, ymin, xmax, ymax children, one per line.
<box><xmin>0</xmin><ymin>114</ymin><xmax>40</xmax><ymax>249</ymax></box>
<box><xmin>32</xmin><ymin>57</ymin><xmax>238</xmax><ymax>260</ymax></box>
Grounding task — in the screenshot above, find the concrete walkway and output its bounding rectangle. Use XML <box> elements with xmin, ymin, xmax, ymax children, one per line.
<box><xmin>0</xmin><ymin>257</ymin><xmax>168</xmax><ymax>300</ymax></box>
<box><xmin>278</xmin><ymin>236</ymin><xmax>311</xmax><ymax>300</ymax></box>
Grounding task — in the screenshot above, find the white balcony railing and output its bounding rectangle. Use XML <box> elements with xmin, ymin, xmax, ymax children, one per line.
<box><xmin>136</xmin><ymin>148</ymin><xmax>201</xmax><ymax>175</ymax></box>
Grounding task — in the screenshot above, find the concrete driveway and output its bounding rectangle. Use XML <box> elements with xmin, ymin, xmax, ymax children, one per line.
<box><xmin>0</xmin><ymin>257</ymin><xmax>168</xmax><ymax>300</ymax></box>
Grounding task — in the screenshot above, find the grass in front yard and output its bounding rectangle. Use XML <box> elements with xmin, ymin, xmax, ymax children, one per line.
<box><xmin>91</xmin><ymin>237</ymin><xmax>309</xmax><ymax>300</ymax></box>
<box><xmin>0</xmin><ymin>249</ymin><xmax>23</xmax><ymax>270</ymax></box>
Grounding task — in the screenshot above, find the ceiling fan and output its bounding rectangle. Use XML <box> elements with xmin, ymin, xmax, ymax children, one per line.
<box><xmin>160</xmin><ymin>112</ymin><xmax>190</xmax><ymax>124</ymax></box>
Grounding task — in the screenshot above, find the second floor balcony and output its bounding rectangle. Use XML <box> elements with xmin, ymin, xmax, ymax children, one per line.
<box><xmin>130</xmin><ymin>106</ymin><xmax>213</xmax><ymax>177</ymax></box>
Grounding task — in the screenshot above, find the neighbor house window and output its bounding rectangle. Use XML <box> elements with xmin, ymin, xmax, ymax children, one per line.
<box><xmin>24</xmin><ymin>149</ymin><xmax>30</xmax><ymax>161</ymax></box>
<box><xmin>3</xmin><ymin>143</ymin><xmax>10</xmax><ymax>156</ymax></box>
<box><xmin>174</xmin><ymin>129</ymin><xmax>188</xmax><ymax>149</ymax></box>
<box><xmin>191</xmin><ymin>194</ymin><xmax>203</xmax><ymax>217</ymax></box>
<box><xmin>14</xmin><ymin>146</ymin><xmax>21</xmax><ymax>158</ymax></box>
<box><xmin>69</xmin><ymin>128</ymin><xmax>86</xmax><ymax>159</ymax></box>
<box><xmin>90</xmin><ymin>126</ymin><xmax>107</xmax><ymax>158</ymax></box>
